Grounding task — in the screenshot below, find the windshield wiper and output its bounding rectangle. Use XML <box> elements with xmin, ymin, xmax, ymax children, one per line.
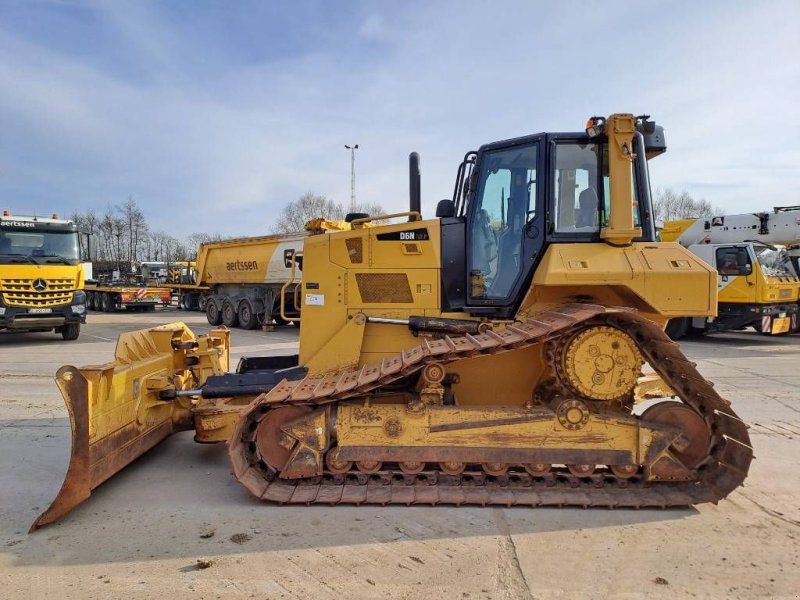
<box><xmin>0</xmin><ymin>253</ymin><xmax>37</xmax><ymax>264</ymax></box>
<box><xmin>38</xmin><ymin>254</ymin><xmax>75</xmax><ymax>265</ymax></box>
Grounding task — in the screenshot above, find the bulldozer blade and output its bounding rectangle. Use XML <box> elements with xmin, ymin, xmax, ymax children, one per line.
<box><xmin>31</xmin><ymin>323</ymin><xmax>229</xmax><ymax>531</ymax></box>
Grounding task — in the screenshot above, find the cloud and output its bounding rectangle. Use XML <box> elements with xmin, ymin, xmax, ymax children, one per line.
<box><xmin>1</xmin><ymin>0</ymin><xmax>799</xmax><ymax>237</ymax></box>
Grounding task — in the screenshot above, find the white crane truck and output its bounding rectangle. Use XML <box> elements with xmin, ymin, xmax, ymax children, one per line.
<box><xmin>661</xmin><ymin>207</ymin><xmax>800</xmax><ymax>338</ymax></box>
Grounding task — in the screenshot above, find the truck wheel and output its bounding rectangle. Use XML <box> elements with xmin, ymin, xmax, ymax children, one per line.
<box><xmin>665</xmin><ymin>318</ymin><xmax>689</xmax><ymax>340</ymax></box>
<box><xmin>180</xmin><ymin>294</ymin><xmax>197</xmax><ymax>311</ymax></box>
<box><xmin>237</xmin><ymin>300</ymin><xmax>258</xmax><ymax>330</ymax></box>
<box><xmin>222</xmin><ymin>299</ymin><xmax>239</xmax><ymax>328</ymax></box>
<box><xmin>86</xmin><ymin>292</ymin><xmax>94</xmax><ymax>311</ymax></box>
<box><xmin>61</xmin><ymin>323</ymin><xmax>80</xmax><ymax>341</ymax></box>
<box><xmin>206</xmin><ymin>298</ymin><xmax>223</xmax><ymax>326</ymax></box>
<box><xmin>101</xmin><ymin>293</ymin><xmax>114</xmax><ymax>312</ymax></box>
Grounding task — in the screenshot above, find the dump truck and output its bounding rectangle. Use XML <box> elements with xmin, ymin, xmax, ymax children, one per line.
<box><xmin>661</xmin><ymin>207</ymin><xmax>800</xmax><ymax>338</ymax></box>
<box><xmin>0</xmin><ymin>210</ymin><xmax>89</xmax><ymax>340</ymax></box>
<box><xmin>32</xmin><ymin>114</ymin><xmax>753</xmax><ymax>531</ymax></box>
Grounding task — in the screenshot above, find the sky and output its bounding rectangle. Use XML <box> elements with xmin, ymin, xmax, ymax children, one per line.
<box><xmin>1</xmin><ymin>0</ymin><xmax>799</xmax><ymax>237</ymax></box>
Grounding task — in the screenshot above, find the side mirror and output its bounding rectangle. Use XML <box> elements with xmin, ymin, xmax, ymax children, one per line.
<box><xmin>436</xmin><ymin>199</ymin><xmax>455</xmax><ymax>218</ymax></box>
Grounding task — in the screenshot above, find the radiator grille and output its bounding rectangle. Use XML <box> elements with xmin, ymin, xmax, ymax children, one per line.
<box><xmin>355</xmin><ymin>273</ymin><xmax>413</xmax><ymax>303</ymax></box>
<box><xmin>345</xmin><ymin>238</ymin><xmax>363</xmax><ymax>264</ymax></box>
<box><xmin>0</xmin><ymin>278</ymin><xmax>74</xmax><ymax>307</ymax></box>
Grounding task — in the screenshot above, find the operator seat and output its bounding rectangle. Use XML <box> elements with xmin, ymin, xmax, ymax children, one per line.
<box><xmin>576</xmin><ymin>187</ymin><xmax>599</xmax><ymax>228</ymax></box>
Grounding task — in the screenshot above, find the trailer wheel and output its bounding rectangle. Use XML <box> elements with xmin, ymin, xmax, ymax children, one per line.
<box><xmin>60</xmin><ymin>322</ymin><xmax>80</xmax><ymax>341</ymax></box>
<box><xmin>238</xmin><ymin>300</ymin><xmax>258</xmax><ymax>330</ymax></box>
<box><xmin>101</xmin><ymin>293</ymin><xmax>114</xmax><ymax>313</ymax></box>
<box><xmin>206</xmin><ymin>298</ymin><xmax>223</xmax><ymax>326</ymax></box>
<box><xmin>221</xmin><ymin>299</ymin><xmax>239</xmax><ymax>328</ymax></box>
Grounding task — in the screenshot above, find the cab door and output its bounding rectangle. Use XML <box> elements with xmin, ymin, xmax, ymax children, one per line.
<box><xmin>465</xmin><ymin>136</ymin><xmax>544</xmax><ymax>316</ymax></box>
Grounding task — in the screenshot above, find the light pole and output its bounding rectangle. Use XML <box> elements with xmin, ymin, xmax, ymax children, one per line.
<box><xmin>344</xmin><ymin>144</ymin><xmax>359</xmax><ymax>213</ymax></box>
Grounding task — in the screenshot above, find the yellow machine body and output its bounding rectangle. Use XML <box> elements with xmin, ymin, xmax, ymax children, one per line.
<box><xmin>296</xmin><ymin>220</ymin><xmax>716</xmax><ymax>410</ymax></box>
<box><xmin>31</xmin><ymin>324</ymin><xmax>231</xmax><ymax>530</ymax></box>
<box><xmin>33</xmin><ymin>114</ymin><xmax>753</xmax><ymax>528</ymax></box>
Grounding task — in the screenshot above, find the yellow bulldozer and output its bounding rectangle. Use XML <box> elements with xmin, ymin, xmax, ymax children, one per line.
<box><xmin>32</xmin><ymin>114</ymin><xmax>753</xmax><ymax>531</ymax></box>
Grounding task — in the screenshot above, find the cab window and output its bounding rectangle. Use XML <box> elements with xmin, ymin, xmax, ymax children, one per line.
<box><xmin>554</xmin><ymin>141</ymin><xmax>640</xmax><ymax>233</ymax></box>
<box><xmin>554</xmin><ymin>143</ymin><xmax>602</xmax><ymax>233</ymax></box>
<box><xmin>716</xmin><ymin>247</ymin><xmax>752</xmax><ymax>276</ymax></box>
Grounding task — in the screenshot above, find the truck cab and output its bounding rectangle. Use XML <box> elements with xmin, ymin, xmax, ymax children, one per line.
<box><xmin>687</xmin><ymin>242</ymin><xmax>799</xmax><ymax>334</ymax></box>
<box><xmin>0</xmin><ymin>210</ymin><xmax>89</xmax><ymax>340</ymax></box>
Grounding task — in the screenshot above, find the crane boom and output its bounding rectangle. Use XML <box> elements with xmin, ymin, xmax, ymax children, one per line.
<box><xmin>664</xmin><ymin>207</ymin><xmax>800</xmax><ymax>248</ymax></box>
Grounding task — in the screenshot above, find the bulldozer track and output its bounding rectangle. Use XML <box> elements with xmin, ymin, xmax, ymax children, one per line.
<box><xmin>229</xmin><ymin>303</ymin><xmax>753</xmax><ymax>508</ymax></box>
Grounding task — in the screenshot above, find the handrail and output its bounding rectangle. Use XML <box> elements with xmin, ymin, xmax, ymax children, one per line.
<box><xmin>350</xmin><ymin>211</ymin><xmax>422</xmax><ymax>226</ymax></box>
<box><xmin>279</xmin><ymin>251</ymin><xmax>302</xmax><ymax>323</ymax></box>
<box><xmin>293</xmin><ymin>279</ymin><xmax>302</xmax><ymax>312</ymax></box>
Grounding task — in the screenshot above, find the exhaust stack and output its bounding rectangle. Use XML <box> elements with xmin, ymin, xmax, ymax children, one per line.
<box><xmin>409</xmin><ymin>152</ymin><xmax>421</xmax><ymax>221</ymax></box>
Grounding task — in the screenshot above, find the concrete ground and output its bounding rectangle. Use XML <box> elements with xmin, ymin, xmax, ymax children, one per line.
<box><xmin>0</xmin><ymin>309</ymin><xmax>798</xmax><ymax>600</ymax></box>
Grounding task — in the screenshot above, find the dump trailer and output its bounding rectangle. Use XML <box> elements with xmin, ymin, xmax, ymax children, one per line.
<box><xmin>661</xmin><ymin>207</ymin><xmax>800</xmax><ymax>338</ymax></box>
<box><xmin>193</xmin><ymin>220</ymin><xmax>361</xmax><ymax>328</ymax></box>
<box><xmin>85</xmin><ymin>282</ymin><xmax>172</xmax><ymax>312</ymax></box>
<box><xmin>0</xmin><ymin>210</ymin><xmax>88</xmax><ymax>340</ymax></box>
<box><xmin>193</xmin><ymin>232</ymin><xmax>305</xmax><ymax>328</ymax></box>
<box><xmin>32</xmin><ymin>114</ymin><xmax>753</xmax><ymax>531</ymax></box>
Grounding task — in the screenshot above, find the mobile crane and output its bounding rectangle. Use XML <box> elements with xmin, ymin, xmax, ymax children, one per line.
<box><xmin>661</xmin><ymin>207</ymin><xmax>800</xmax><ymax>338</ymax></box>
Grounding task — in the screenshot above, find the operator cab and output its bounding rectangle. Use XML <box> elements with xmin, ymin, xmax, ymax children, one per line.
<box><xmin>440</xmin><ymin>116</ymin><xmax>664</xmax><ymax>317</ymax></box>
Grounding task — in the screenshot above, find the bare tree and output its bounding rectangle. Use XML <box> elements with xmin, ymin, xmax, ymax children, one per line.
<box><xmin>653</xmin><ymin>188</ymin><xmax>717</xmax><ymax>222</ymax></box>
<box><xmin>353</xmin><ymin>202</ymin><xmax>388</xmax><ymax>218</ymax></box>
<box><xmin>69</xmin><ymin>190</ymin><xmax>391</xmax><ymax>271</ymax></box>
<box><xmin>185</xmin><ymin>232</ymin><xmax>228</xmax><ymax>259</ymax></box>
<box><xmin>273</xmin><ymin>192</ymin><xmax>345</xmax><ymax>233</ymax></box>
<box><xmin>272</xmin><ymin>192</ymin><xmax>388</xmax><ymax>233</ymax></box>
<box><xmin>118</xmin><ymin>196</ymin><xmax>147</xmax><ymax>264</ymax></box>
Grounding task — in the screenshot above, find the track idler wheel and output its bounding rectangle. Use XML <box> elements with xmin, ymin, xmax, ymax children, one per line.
<box><xmin>483</xmin><ymin>463</ymin><xmax>508</xmax><ymax>477</ymax></box>
<box><xmin>325</xmin><ymin>448</ymin><xmax>352</xmax><ymax>474</ymax></box>
<box><xmin>399</xmin><ymin>461</ymin><xmax>425</xmax><ymax>475</ymax></box>
<box><xmin>356</xmin><ymin>460</ymin><xmax>383</xmax><ymax>474</ymax></box>
<box><xmin>567</xmin><ymin>464</ymin><xmax>596</xmax><ymax>477</ymax></box>
<box><xmin>440</xmin><ymin>461</ymin><xmax>465</xmax><ymax>475</ymax></box>
<box><xmin>610</xmin><ymin>464</ymin><xmax>639</xmax><ymax>479</ymax></box>
<box><xmin>254</xmin><ymin>406</ymin><xmax>311</xmax><ymax>471</ymax></box>
<box><xmin>641</xmin><ymin>401</ymin><xmax>710</xmax><ymax>470</ymax></box>
<box><xmin>524</xmin><ymin>463</ymin><xmax>551</xmax><ymax>476</ymax></box>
